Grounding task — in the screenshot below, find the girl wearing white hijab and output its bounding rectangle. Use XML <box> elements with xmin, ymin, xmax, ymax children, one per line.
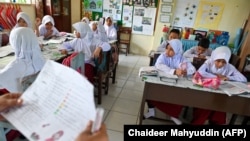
<box><xmin>61</xmin><ymin>22</ymin><xmax>110</xmax><ymax>82</ymax></box>
<box><xmin>90</xmin><ymin>21</ymin><xmax>109</xmax><ymax>42</ymax></box>
<box><xmin>104</xmin><ymin>16</ymin><xmax>117</xmax><ymax>41</ymax></box>
<box><xmin>14</xmin><ymin>12</ymin><xmax>32</xmax><ymax>28</ymax></box>
<box><xmin>145</xmin><ymin>39</ymin><xmax>196</xmax><ymax>125</ymax></box>
<box><xmin>38</xmin><ymin>15</ymin><xmax>60</xmax><ymax>39</ymax></box>
<box><xmin>192</xmin><ymin>46</ymin><xmax>247</xmax><ymax>125</ymax></box>
<box><xmin>0</xmin><ymin>27</ymin><xmax>45</xmax><ymax>93</ymax></box>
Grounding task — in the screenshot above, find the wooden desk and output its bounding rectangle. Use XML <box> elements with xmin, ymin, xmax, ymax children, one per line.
<box><xmin>0</xmin><ymin>44</ymin><xmax>69</xmax><ymax>69</ymax></box>
<box><xmin>139</xmin><ymin>77</ymin><xmax>250</xmax><ymax>125</ymax></box>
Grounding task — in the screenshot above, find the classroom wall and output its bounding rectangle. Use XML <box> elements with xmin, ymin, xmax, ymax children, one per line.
<box><xmin>19</xmin><ymin>0</ymin><xmax>250</xmax><ymax>56</ymax></box>
<box><xmin>151</xmin><ymin>0</ymin><xmax>250</xmax><ymax>56</ymax></box>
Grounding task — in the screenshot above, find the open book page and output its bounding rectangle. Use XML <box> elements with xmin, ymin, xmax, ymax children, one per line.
<box><xmin>219</xmin><ymin>81</ymin><xmax>250</xmax><ymax>96</ymax></box>
<box><xmin>0</xmin><ymin>45</ymin><xmax>14</xmax><ymax>58</ymax></box>
<box><xmin>139</xmin><ymin>66</ymin><xmax>158</xmax><ymax>77</ymax></box>
<box><xmin>2</xmin><ymin>60</ymin><xmax>96</xmax><ymax>141</ymax></box>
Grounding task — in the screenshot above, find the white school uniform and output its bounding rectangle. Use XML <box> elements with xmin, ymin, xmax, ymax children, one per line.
<box><xmin>0</xmin><ymin>27</ymin><xmax>45</xmax><ymax>92</ymax></box>
<box><xmin>183</xmin><ymin>46</ymin><xmax>213</xmax><ymax>59</ymax></box>
<box><xmin>39</xmin><ymin>15</ymin><xmax>60</xmax><ymax>37</ymax></box>
<box><xmin>62</xmin><ymin>22</ymin><xmax>110</xmax><ymax>66</ymax></box>
<box><xmin>104</xmin><ymin>17</ymin><xmax>117</xmax><ymax>41</ymax></box>
<box><xmin>155</xmin><ymin>39</ymin><xmax>196</xmax><ymax>75</ymax></box>
<box><xmin>198</xmin><ymin>46</ymin><xmax>247</xmax><ymax>82</ymax></box>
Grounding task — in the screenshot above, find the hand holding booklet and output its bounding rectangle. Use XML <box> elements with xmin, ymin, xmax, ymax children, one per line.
<box><xmin>2</xmin><ymin>60</ymin><xmax>101</xmax><ymax>141</ymax></box>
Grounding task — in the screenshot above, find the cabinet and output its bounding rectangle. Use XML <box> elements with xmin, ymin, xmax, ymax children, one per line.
<box><xmin>43</xmin><ymin>0</ymin><xmax>71</xmax><ymax>33</ymax></box>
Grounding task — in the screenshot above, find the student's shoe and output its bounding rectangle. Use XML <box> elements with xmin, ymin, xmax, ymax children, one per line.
<box><xmin>170</xmin><ymin>116</ymin><xmax>182</xmax><ymax>125</ymax></box>
<box><xmin>144</xmin><ymin>108</ymin><xmax>155</xmax><ymax>119</ymax></box>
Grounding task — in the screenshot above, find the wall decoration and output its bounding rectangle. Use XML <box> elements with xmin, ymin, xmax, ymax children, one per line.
<box><xmin>172</xmin><ymin>0</ymin><xmax>199</xmax><ymax>27</ymax></box>
<box><xmin>122</xmin><ymin>5</ymin><xmax>133</xmax><ymax>27</ymax></box>
<box><xmin>84</xmin><ymin>0</ymin><xmax>103</xmax><ymax>12</ymax></box>
<box><xmin>102</xmin><ymin>0</ymin><xmax>122</xmax><ymax>21</ymax></box>
<box><xmin>132</xmin><ymin>6</ymin><xmax>156</xmax><ymax>35</ymax></box>
<box><xmin>194</xmin><ymin>1</ymin><xmax>224</xmax><ymax>29</ymax></box>
<box><xmin>160</xmin><ymin>14</ymin><xmax>171</xmax><ymax>23</ymax></box>
<box><xmin>161</xmin><ymin>4</ymin><xmax>172</xmax><ymax>13</ymax></box>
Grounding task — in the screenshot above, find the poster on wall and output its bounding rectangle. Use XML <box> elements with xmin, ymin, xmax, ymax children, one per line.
<box><xmin>194</xmin><ymin>1</ymin><xmax>224</xmax><ymax>29</ymax></box>
<box><xmin>102</xmin><ymin>0</ymin><xmax>122</xmax><ymax>21</ymax></box>
<box><xmin>132</xmin><ymin>6</ymin><xmax>156</xmax><ymax>36</ymax></box>
<box><xmin>122</xmin><ymin>5</ymin><xmax>133</xmax><ymax>27</ymax></box>
<box><xmin>172</xmin><ymin>0</ymin><xmax>199</xmax><ymax>28</ymax></box>
<box><xmin>83</xmin><ymin>0</ymin><xmax>103</xmax><ymax>12</ymax></box>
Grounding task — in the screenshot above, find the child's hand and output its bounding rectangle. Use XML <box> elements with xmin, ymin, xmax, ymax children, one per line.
<box><xmin>45</xmin><ymin>30</ymin><xmax>53</xmax><ymax>38</ymax></box>
<box><xmin>60</xmin><ymin>49</ymin><xmax>68</xmax><ymax>55</ymax></box>
<box><xmin>217</xmin><ymin>74</ymin><xmax>228</xmax><ymax>81</ymax></box>
<box><xmin>93</xmin><ymin>47</ymin><xmax>102</xmax><ymax>58</ymax></box>
<box><xmin>175</xmin><ymin>69</ymin><xmax>183</xmax><ymax>76</ymax></box>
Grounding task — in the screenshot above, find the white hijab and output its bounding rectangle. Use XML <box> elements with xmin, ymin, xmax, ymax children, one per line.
<box><xmin>90</xmin><ymin>21</ymin><xmax>108</xmax><ymax>42</ymax></box>
<box><xmin>206</xmin><ymin>46</ymin><xmax>231</xmax><ymax>74</ymax></box>
<box><xmin>15</xmin><ymin>12</ymin><xmax>32</xmax><ymax>28</ymax></box>
<box><xmin>73</xmin><ymin>22</ymin><xmax>92</xmax><ymax>39</ymax></box>
<box><xmin>0</xmin><ymin>27</ymin><xmax>45</xmax><ymax>92</ymax></box>
<box><xmin>81</xmin><ymin>17</ymin><xmax>90</xmax><ymax>24</ymax></box>
<box><xmin>42</xmin><ymin>15</ymin><xmax>55</xmax><ymax>26</ymax></box>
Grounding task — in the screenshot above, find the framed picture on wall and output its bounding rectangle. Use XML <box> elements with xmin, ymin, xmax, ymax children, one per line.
<box><xmin>161</xmin><ymin>4</ymin><xmax>172</xmax><ymax>13</ymax></box>
<box><xmin>162</xmin><ymin>0</ymin><xmax>173</xmax><ymax>3</ymax></box>
<box><xmin>160</xmin><ymin>14</ymin><xmax>171</xmax><ymax>23</ymax></box>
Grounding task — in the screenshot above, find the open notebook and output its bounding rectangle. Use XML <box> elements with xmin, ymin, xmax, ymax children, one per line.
<box><xmin>0</xmin><ymin>45</ymin><xmax>14</xmax><ymax>58</ymax></box>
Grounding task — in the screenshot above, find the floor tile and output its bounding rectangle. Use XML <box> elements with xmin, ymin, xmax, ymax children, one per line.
<box><xmin>111</xmin><ymin>98</ymin><xmax>141</xmax><ymax>116</ymax></box>
<box><xmin>104</xmin><ymin>111</ymin><xmax>137</xmax><ymax>132</ymax></box>
<box><xmin>107</xmin><ymin>130</ymin><xmax>123</xmax><ymax>141</ymax></box>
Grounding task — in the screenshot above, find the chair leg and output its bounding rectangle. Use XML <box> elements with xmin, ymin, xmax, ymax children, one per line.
<box><xmin>112</xmin><ymin>64</ymin><xmax>117</xmax><ymax>84</ymax></box>
<box><xmin>104</xmin><ymin>74</ymin><xmax>109</xmax><ymax>95</ymax></box>
<box><xmin>97</xmin><ymin>74</ymin><xmax>102</xmax><ymax>104</ymax></box>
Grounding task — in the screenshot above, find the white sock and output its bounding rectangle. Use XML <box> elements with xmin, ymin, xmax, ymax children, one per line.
<box><xmin>144</xmin><ymin>108</ymin><xmax>155</xmax><ymax>118</ymax></box>
<box><xmin>170</xmin><ymin>116</ymin><xmax>182</xmax><ymax>125</ymax></box>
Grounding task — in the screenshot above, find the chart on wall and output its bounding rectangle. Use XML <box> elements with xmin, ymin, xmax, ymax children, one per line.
<box><xmin>83</xmin><ymin>0</ymin><xmax>103</xmax><ymax>12</ymax></box>
<box><xmin>121</xmin><ymin>5</ymin><xmax>133</xmax><ymax>27</ymax></box>
<box><xmin>194</xmin><ymin>1</ymin><xmax>224</xmax><ymax>29</ymax></box>
<box><xmin>132</xmin><ymin>6</ymin><xmax>156</xmax><ymax>36</ymax></box>
<box><xmin>102</xmin><ymin>0</ymin><xmax>122</xmax><ymax>21</ymax></box>
<box><xmin>172</xmin><ymin>0</ymin><xmax>199</xmax><ymax>28</ymax></box>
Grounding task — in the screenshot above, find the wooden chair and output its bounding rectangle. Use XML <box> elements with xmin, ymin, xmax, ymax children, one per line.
<box><xmin>109</xmin><ymin>41</ymin><xmax>119</xmax><ymax>84</ymax></box>
<box><xmin>93</xmin><ymin>50</ymin><xmax>111</xmax><ymax>104</ymax></box>
<box><xmin>229</xmin><ymin>54</ymin><xmax>241</xmax><ymax>69</ymax></box>
<box><xmin>117</xmin><ymin>27</ymin><xmax>132</xmax><ymax>56</ymax></box>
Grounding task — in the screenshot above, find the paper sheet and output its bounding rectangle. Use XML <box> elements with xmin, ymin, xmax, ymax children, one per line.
<box><xmin>0</xmin><ymin>45</ymin><xmax>14</xmax><ymax>58</ymax></box>
<box><xmin>2</xmin><ymin>60</ymin><xmax>96</xmax><ymax>141</ymax></box>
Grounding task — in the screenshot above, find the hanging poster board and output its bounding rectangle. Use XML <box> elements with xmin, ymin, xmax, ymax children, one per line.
<box><xmin>122</xmin><ymin>5</ymin><xmax>133</xmax><ymax>27</ymax></box>
<box><xmin>102</xmin><ymin>0</ymin><xmax>122</xmax><ymax>21</ymax></box>
<box><xmin>84</xmin><ymin>0</ymin><xmax>103</xmax><ymax>12</ymax></box>
<box><xmin>194</xmin><ymin>1</ymin><xmax>224</xmax><ymax>29</ymax></box>
<box><xmin>132</xmin><ymin>6</ymin><xmax>156</xmax><ymax>36</ymax></box>
<box><xmin>172</xmin><ymin>0</ymin><xmax>199</xmax><ymax>28</ymax></box>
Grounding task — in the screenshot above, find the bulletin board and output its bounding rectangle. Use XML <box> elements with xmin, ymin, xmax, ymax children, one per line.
<box><xmin>172</xmin><ymin>0</ymin><xmax>200</xmax><ymax>28</ymax></box>
<box><xmin>132</xmin><ymin>6</ymin><xmax>157</xmax><ymax>36</ymax></box>
<box><xmin>81</xmin><ymin>0</ymin><xmax>159</xmax><ymax>36</ymax></box>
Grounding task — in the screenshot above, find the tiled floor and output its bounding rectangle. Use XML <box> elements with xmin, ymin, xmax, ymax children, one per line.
<box><xmin>12</xmin><ymin>53</ymin><xmax>249</xmax><ymax>141</ymax></box>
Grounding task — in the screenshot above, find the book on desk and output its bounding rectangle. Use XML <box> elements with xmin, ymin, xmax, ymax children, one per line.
<box><xmin>219</xmin><ymin>81</ymin><xmax>250</xmax><ymax>96</ymax></box>
<box><xmin>139</xmin><ymin>66</ymin><xmax>178</xmax><ymax>83</ymax></box>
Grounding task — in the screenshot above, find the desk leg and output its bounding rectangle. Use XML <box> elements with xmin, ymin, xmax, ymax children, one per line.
<box><xmin>229</xmin><ymin>114</ymin><xmax>237</xmax><ymax>125</ymax></box>
<box><xmin>139</xmin><ymin>83</ymin><xmax>148</xmax><ymax>125</ymax></box>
